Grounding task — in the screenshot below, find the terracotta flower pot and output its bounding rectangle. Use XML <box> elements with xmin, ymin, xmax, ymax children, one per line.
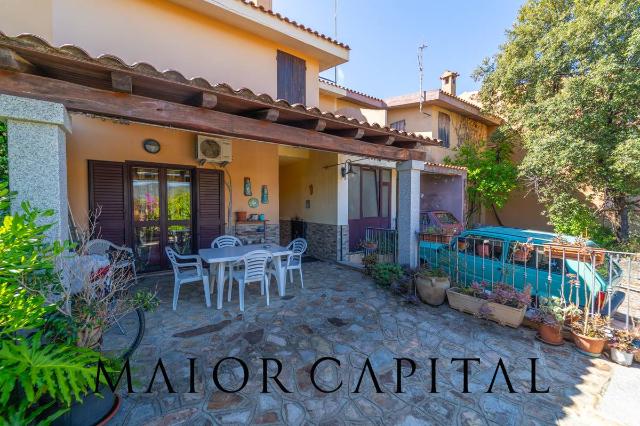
<box><xmin>572</xmin><ymin>331</ymin><xmax>607</xmax><ymax>357</ymax></box>
<box><xmin>538</xmin><ymin>323</ymin><xmax>564</xmax><ymax>345</ymax></box>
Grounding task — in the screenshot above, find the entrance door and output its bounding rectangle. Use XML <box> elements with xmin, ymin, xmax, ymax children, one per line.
<box><xmin>348</xmin><ymin>166</ymin><xmax>391</xmax><ymax>251</ymax></box>
<box><xmin>130</xmin><ymin>166</ymin><xmax>193</xmax><ymax>271</ymax></box>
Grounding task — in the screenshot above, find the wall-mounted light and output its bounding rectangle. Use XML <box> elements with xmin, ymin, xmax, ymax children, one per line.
<box><xmin>341</xmin><ymin>160</ymin><xmax>357</xmax><ymax>178</ymax></box>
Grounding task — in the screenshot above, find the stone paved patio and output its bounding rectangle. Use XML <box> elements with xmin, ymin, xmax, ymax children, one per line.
<box><xmin>107</xmin><ymin>261</ymin><xmax>633</xmax><ymax>426</ymax></box>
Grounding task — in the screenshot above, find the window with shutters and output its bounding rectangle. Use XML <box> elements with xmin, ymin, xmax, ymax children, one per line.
<box><xmin>438</xmin><ymin>112</ymin><xmax>451</xmax><ymax>147</ymax></box>
<box><xmin>277</xmin><ymin>50</ymin><xmax>306</xmax><ymax>104</ymax></box>
<box><xmin>88</xmin><ymin>160</ymin><xmax>128</xmax><ymax>245</ymax></box>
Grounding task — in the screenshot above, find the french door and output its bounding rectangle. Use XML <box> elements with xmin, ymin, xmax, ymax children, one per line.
<box><xmin>129</xmin><ymin>165</ymin><xmax>194</xmax><ymax>271</ymax></box>
<box><xmin>348</xmin><ymin>166</ymin><xmax>392</xmax><ymax>251</ymax></box>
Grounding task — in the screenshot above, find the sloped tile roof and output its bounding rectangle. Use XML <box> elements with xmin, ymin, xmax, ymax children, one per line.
<box><xmin>0</xmin><ymin>32</ymin><xmax>437</xmax><ymax>147</ymax></box>
<box><xmin>238</xmin><ymin>0</ymin><xmax>349</xmax><ymax>49</ymax></box>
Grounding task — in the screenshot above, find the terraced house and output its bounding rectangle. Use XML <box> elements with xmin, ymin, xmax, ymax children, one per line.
<box><xmin>0</xmin><ymin>0</ymin><xmax>473</xmax><ymax>269</ymax></box>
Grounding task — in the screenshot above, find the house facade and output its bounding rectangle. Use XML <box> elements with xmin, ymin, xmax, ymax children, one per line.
<box><xmin>0</xmin><ymin>0</ymin><xmax>435</xmax><ymax>269</ymax></box>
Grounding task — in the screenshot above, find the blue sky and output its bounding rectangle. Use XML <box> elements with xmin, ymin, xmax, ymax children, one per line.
<box><xmin>273</xmin><ymin>0</ymin><xmax>525</xmax><ymax>99</ymax></box>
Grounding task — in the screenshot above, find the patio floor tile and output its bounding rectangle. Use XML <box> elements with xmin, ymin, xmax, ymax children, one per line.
<box><xmin>107</xmin><ymin>261</ymin><xmax>629</xmax><ymax>425</ymax></box>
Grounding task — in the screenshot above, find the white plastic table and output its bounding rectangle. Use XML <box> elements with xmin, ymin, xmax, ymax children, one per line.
<box><xmin>198</xmin><ymin>244</ymin><xmax>292</xmax><ymax>309</ymax></box>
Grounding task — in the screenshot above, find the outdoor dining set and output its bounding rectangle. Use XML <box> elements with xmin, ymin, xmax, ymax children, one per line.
<box><xmin>85</xmin><ymin>236</ymin><xmax>308</xmax><ymax>312</ymax></box>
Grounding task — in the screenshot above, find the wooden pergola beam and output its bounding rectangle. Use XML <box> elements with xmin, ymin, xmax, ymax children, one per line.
<box><xmin>363</xmin><ymin>135</ymin><xmax>395</xmax><ymax>145</ymax></box>
<box><xmin>0</xmin><ymin>70</ymin><xmax>426</xmax><ymax>162</ymax></box>
<box><xmin>110</xmin><ymin>71</ymin><xmax>132</xmax><ymax>93</ymax></box>
<box><xmin>243</xmin><ymin>108</ymin><xmax>279</xmax><ymax>122</ymax></box>
<box><xmin>0</xmin><ymin>47</ymin><xmax>35</xmax><ymax>73</ymax></box>
<box><xmin>325</xmin><ymin>127</ymin><xmax>365</xmax><ymax>139</ymax></box>
<box><xmin>284</xmin><ymin>119</ymin><xmax>327</xmax><ymax>132</ymax></box>
<box><xmin>189</xmin><ymin>91</ymin><xmax>218</xmax><ymax>109</ymax></box>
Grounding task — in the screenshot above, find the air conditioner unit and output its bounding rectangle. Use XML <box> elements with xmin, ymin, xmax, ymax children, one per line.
<box><xmin>196</xmin><ymin>135</ymin><xmax>232</xmax><ymax>164</ymax></box>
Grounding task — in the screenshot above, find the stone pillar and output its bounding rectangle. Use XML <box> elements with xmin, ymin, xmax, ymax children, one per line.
<box><xmin>397</xmin><ymin>160</ymin><xmax>422</xmax><ymax>268</ymax></box>
<box><xmin>0</xmin><ymin>95</ymin><xmax>71</xmax><ymax>242</ymax></box>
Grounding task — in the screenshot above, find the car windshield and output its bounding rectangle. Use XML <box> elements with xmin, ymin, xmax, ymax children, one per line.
<box><xmin>434</xmin><ymin>212</ymin><xmax>458</xmax><ymax>225</ymax></box>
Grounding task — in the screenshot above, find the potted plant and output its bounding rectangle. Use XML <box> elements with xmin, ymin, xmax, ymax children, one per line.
<box><xmin>362</xmin><ymin>253</ymin><xmax>378</xmax><ymax>275</ymax></box>
<box><xmin>570</xmin><ymin>314</ymin><xmax>609</xmax><ymax>357</ymax></box>
<box><xmin>545</xmin><ymin>236</ymin><xmax>605</xmax><ymax>266</ymax></box>
<box><xmin>371</xmin><ymin>263</ymin><xmax>403</xmax><ymax>287</ymax></box>
<box><xmin>446</xmin><ymin>282</ymin><xmax>488</xmax><ymax>316</ymax></box>
<box><xmin>483</xmin><ymin>283</ymin><xmax>531</xmax><ymax>328</ymax></box>
<box><xmin>361</xmin><ymin>239</ymin><xmax>378</xmax><ymax>252</ymax></box>
<box><xmin>608</xmin><ymin>329</ymin><xmax>638</xmax><ymax>366</ymax></box>
<box><xmin>530</xmin><ymin>297</ymin><xmax>565</xmax><ymax>345</ymax></box>
<box><xmin>414</xmin><ymin>267</ymin><xmax>450</xmax><ymax>305</ymax></box>
<box><xmin>0</xmin><ymin>184</ymin><xmax>103</xmax><ymax>424</ymax></box>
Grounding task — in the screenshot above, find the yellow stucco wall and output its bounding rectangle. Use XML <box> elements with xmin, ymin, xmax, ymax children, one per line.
<box><xmin>279</xmin><ymin>150</ymin><xmax>339</xmax><ymax>225</ymax></box>
<box><xmin>66</xmin><ymin>115</ymin><xmax>279</xmax><ymax>229</ymax></box>
<box><xmin>0</xmin><ymin>0</ymin><xmax>320</xmax><ymax>106</ymax></box>
<box><xmin>387</xmin><ymin>105</ymin><xmax>490</xmax><ymax>163</ymax></box>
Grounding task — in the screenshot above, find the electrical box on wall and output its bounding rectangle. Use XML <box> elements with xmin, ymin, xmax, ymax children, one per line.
<box><xmin>196</xmin><ymin>135</ymin><xmax>232</xmax><ymax>164</ymax></box>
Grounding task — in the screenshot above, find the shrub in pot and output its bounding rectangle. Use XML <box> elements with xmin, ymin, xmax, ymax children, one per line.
<box><xmin>362</xmin><ymin>253</ymin><xmax>378</xmax><ymax>276</ymax></box>
<box><xmin>608</xmin><ymin>329</ymin><xmax>638</xmax><ymax>366</ymax></box>
<box><xmin>483</xmin><ymin>283</ymin><xmax>531</xmax><ymax>328</ymax></box>
<box><xmin>570</xmin><ymin>314</ymin><xmax>609</xmax><ymax>357</ymax></box>
<box><xmin>371</xmin><ymin>263</ymin><xmax>403</xmax><ymax>287</ymax></box>
<box><xmin>446</xmin><ymin>282</ymin><xmax>487</xmax><ymax>315</ymax></box>
<box><xmin>530</xmin><ymin>297</ymin><xmax>565</xmax><ymax>345</ymax></box>
<box><xmin>414</xmin><ymin>267</ymin><xmax>450</xmax><ymax>305</ymax></box>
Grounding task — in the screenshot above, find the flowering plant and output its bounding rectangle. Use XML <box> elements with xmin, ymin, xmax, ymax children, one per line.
<box><xmin>530</xmin><ymin>297</ymin><xmax>565</xmax><ymax>327</ymax></box>
<box><xmin>609</xmin><ymin>328</ymin><xmax>638</xmax><ymax>352</ymax></box>
<box><xmin>486</xmin><ymin>283</ymin><xmax>531</xmax><ymax>309</ymax></box>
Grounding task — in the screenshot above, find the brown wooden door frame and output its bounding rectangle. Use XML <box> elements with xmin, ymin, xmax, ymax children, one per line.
<box><xmin>126</xmin><ymin>161</ymin><xmax>196</xmax><ymax>270</ymax></box>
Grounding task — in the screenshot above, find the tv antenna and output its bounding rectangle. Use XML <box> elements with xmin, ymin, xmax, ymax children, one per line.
<box><xmin>418</xmin><ymin>43</ymin><xmax>431</xmax><ymax>116</ymax></box>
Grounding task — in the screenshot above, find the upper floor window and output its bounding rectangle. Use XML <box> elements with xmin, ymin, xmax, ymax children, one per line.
<box><xmin>277</xmin><ymin>50</ymin><xmax>306</xmax><ymax>105</ymax></box>
<box><xmin>438</xmin><ymin>112</ymin><xmax>451</xmax><ymax>147</ymax></box>
<box><xmin>390</xmin><ymin>119</ymin><xmax>406</xmax><ymax>132</ymax></box>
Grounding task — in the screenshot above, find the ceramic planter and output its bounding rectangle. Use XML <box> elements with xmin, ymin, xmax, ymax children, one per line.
<box><xmin>416</xmin><ymin>276</ymin><xmax>450</xmax><ymax>306</ymax></box>
<box><xmin>610</xmin><ymin>347</ymin><xmax>634</xmax><ymax>366</ymax></box>
<box><xmin>52</xmin><ymin>387</ymin><xmax>119</xmax><ymax>426</ymax></box>
<box><xmin>635</xmin><ymin>350</ymin><xmax>640</xmax><ymax>364</ymax></box>
<box><xmin>538</xmin><ymin>323</ymin><xmax>564</xmax><ymax>345</ymax></box>
<box><xmin>486</xmin><ymin>302</ymin><xmax>526</xmax><ymax>328</ymax></box>
<box><xmin>446</xmin><ymin>288</ymin><xmax>485</xmax><ymax>315</ymax></box>
<box><xmin>572</xmin><ymin>332</ymin><xmax>607</xmax><ymax>357</ymax></box>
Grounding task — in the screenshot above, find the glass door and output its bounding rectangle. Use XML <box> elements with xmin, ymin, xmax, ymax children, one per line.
<box><xmin>131</xmin><ymin>165</ymin><xmax>193</xmax><ymax>271</ymax></box>
<box><xmin>348</xmin><ymin>166</ymin><xmax>392</xmax><ymax>251</ymax></box>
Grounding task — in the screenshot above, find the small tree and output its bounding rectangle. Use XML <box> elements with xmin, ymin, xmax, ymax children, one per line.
<box><xmin>445</xmin><ymin>127</ymin><xmax>519</xmax><ymax>225</ymax></box>
<box><xmin>474</xmin><ymin>0</ymin><xmax>640</xmax><ymax>243</ymax></box>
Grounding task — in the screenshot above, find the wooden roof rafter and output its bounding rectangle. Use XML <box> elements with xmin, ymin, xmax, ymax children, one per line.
<box><xmin>0</xmin><ymin>33</ymin><xmax>437</xmax><ymax>162</ymax></box>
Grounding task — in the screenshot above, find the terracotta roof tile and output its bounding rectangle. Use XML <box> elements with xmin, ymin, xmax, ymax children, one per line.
<box><xmin>0</xmin><ymin>32</ymin><xmax>438</xmax><ymax>147</ymax></box>
<box><xmin>238</xmin><ymin>0</ymin><xmax>349</xmax><ymax>49</ymax></box>
<box><xmin>319</xmin><ymin>77</ymin><xmax>384</xmax><ymax>103</ymax></box>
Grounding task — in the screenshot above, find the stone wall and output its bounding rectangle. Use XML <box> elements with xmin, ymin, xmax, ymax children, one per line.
<box><xmin>279</xmin><ymin>220</ymin><xmax>349</xmax><ymax>261</ymax></box>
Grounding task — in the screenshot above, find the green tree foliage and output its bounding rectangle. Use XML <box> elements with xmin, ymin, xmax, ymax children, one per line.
<box><xmin>0</xmin><ymin>122</ymin><xmax>6</xmax><ymax>183</ymax></box>
<box><xmin>0</xmin><ymin>183</ymin><xmax>100</xmax><ymax>425</ymax></box>
<box><xmin>445</xmin><ymin>127</ymin><xmax>519</xmax><ymax>224</ymax></box>
<box><xmin>474</xmin><ymin>0</ymin><xmax>640</xmax><ymax>243</ymax></box>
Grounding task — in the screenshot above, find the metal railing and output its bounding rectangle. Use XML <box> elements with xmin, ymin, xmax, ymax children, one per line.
<box><xmin>417</xmin><ymin>233</ymin><xmax>640</xmax><ymax>329</ymax></box>
<box><xmin>364</xmin><ymin>227</ymin><xmax>398</xmax><ymax>264</ymax></box>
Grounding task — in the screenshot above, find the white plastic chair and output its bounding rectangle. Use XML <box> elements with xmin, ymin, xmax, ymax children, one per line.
<box><xmin>165</xmin><ymin>247</ymin><xmax>211</xmax><ymax>311</ymax></box>
<box><xmin>85</xmin><ymin>239</ymin><xmax>138</xmax><ymax>284</ymax></box>
<box><xmin>211</xmin><ymin>235</ymin><xmax>243</xmax><ymax>249</ymax></box>
<box><xmin>284</xmin><ymin>238</ymin><xmax>307</xmax><ymax>288</ymax></box>
<box><xmin>229</xmin><ymin>250</ymin><xmax>272</xmax><ymax>311</ymax></box>
<box><xmin>211</xmin><ymin>235</ymin><xmax>243</xmax><ymax>301</ymax></box>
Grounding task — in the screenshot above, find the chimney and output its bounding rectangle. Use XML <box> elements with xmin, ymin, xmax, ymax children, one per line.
<box><xmin>252</xmin><ymin>0</ymin><xmax>272</xmax><ymax>10</ymax></box>
<box><xmin>440</xmin><ymin>70</ymin><xmax>459</xmax><ymax>96</ymax></box>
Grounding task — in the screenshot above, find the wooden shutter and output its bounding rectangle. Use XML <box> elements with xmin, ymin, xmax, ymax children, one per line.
<box><xmin>88</xmin><ymin>160</ymin><xmax>128</xmax><ymax>245</ymax></box>
<box><xmin>277</xmin><ymin>50</ymin><xmax>306</xmax><ymax>104</ymax></box>
<box><xmin>438</xmin><ymin>112</ymin><xmax>451</xmax><ymax>147</ymax></box>
<box><xmin>195</xmin><ymin>169</ymin><xmax>225</xmax><ymax>249</ymax></box>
